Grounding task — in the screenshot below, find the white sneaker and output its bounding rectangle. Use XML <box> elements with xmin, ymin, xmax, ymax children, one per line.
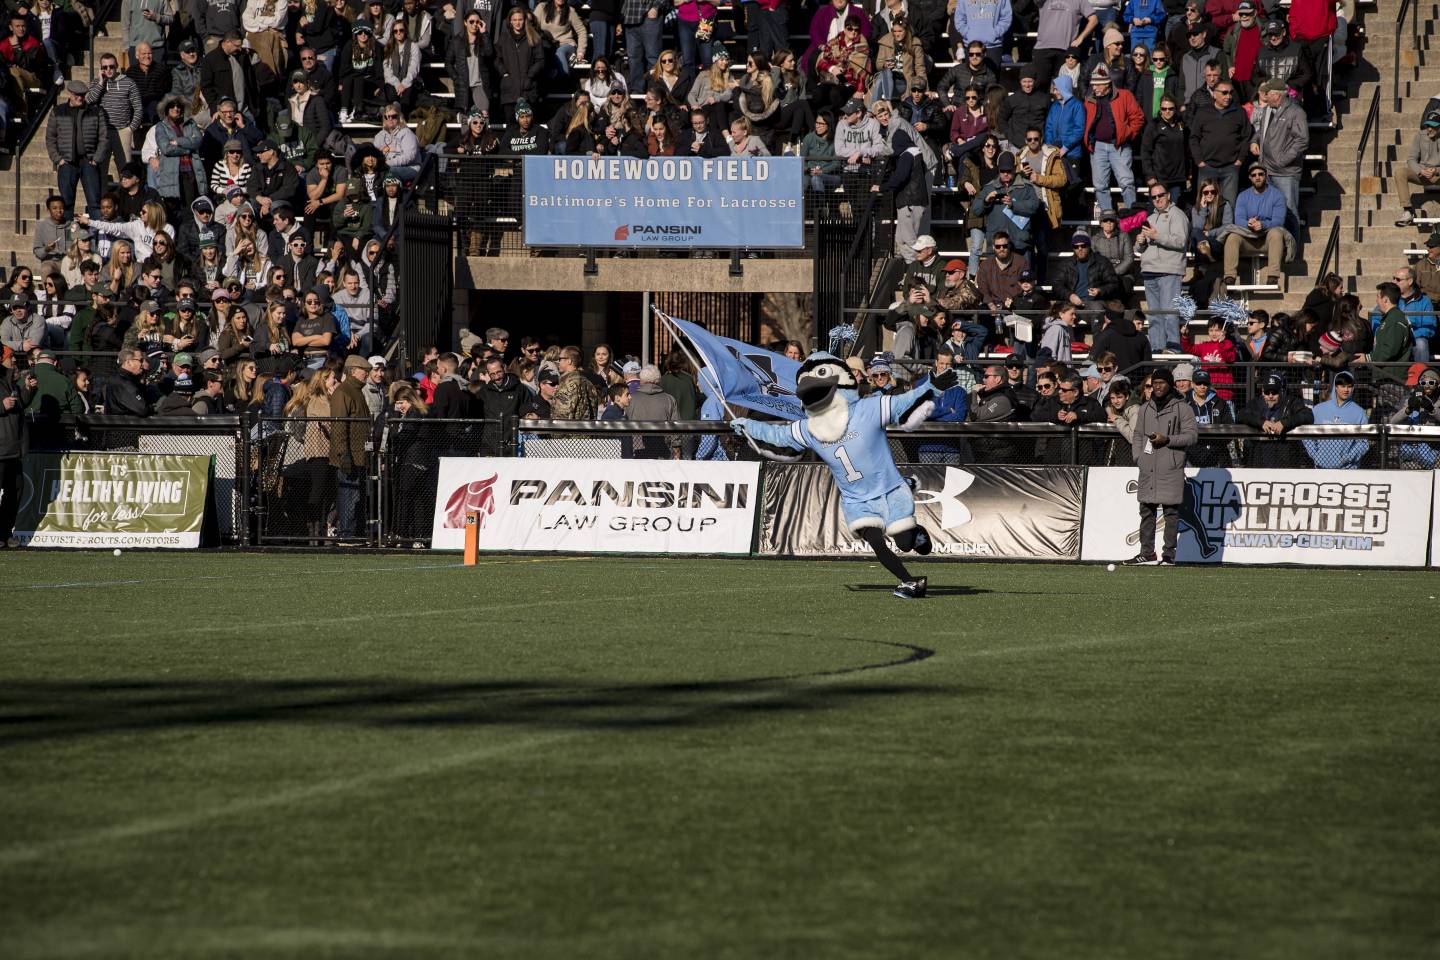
<box><xmin>1396</xmin><ymin>210</ymin><xmax>1415</xmax><ymax>227</ymax></box>
<box><xmin>339</xmin><ymin>108</ymin><xmax>352</xmax><ymax>124</ymax></box>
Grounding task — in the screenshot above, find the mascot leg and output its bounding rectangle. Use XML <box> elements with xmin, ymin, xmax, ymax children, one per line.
<box><xmin>857</xmin><ymin>527</ymin><xmax>914</xmax><ymax>581</ymax></box>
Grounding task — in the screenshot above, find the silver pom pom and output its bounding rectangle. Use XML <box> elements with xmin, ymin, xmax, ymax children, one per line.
<box><xmin>1171</xmin><ymin>293</ymin><xmax>1198</xmax><ymax>324</ymax></box>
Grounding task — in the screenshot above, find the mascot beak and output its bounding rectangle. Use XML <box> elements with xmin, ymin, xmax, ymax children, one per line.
<box><xmin>796</xmin><ymin>374</ymin><xmax>840</xmax><ymax>410</ymax></box>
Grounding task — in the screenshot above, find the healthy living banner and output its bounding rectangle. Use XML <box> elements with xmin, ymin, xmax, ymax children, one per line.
<box><xmin>15</xmin><ymin>452</ymin><xmax>211</xmax><ymax>548</ymax></box>
<box><xmin>760</xmin><ymin>464</ymin><xmax>1084</xmax><ymax>560</ymax></box>
<box><xmin>430</xmin><ymin>458</ymin><xmax>761</xmax><ymax>554</ymax></box>
<box><xmin>1082</xmin><ymin>467</ymin><xmax>1434</xmax><ymax>566</ymax></box>
<box><xmin>523</xmin><ymin>155</ymin><xmax>803</xmax><ymax>249</ymax></box>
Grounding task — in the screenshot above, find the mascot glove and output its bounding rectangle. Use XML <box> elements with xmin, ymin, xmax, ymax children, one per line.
<box><xmin>730</xmin><ymin>418</ymin><xmax>752</xmax><ymax>436</ymax></box>
<box><xmin>930</xmin><ymin>369</ymin><xmax>959</xmax><ymax>393</ymax></box>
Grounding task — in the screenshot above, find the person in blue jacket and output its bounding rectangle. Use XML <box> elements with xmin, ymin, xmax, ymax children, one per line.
<box><xmin>1044</xmin><ymin>75</ymin><xmax>1086</xmax><ymax>162</ymax></box>
<box><xmin>1123</xmin><ymin>0</ymin><xmax>1166</xmax><ymax>54</ymax></box>
<box><xmin>917</xmin><ymin>368</ymin><xmax>970</xmax><ymax>464</ymax></box>
<box><xmin>953</xmin><ymin>0</ymin><xmax>1013</xmax><ymax>63</ymax></box>
<box><xmin>1368</xmin><ymin>266</ymin><xmax>1436</xmax><ymax>362</ymax></box>
<box><xmin>1303</xmin><ymin>371</ymin><xmax>1369</xmax><ymax>469</ymax></box>
<box><xmin>1222</xmin><ymin>164</ymin><xmax>1288</xmax><ymax>283</ymax></box>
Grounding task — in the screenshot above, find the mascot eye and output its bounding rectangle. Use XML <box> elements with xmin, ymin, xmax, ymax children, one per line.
<box><xmin>813</xmin><ymin>364</ymin><xmax>839</xmax><ymax>379</ymax></box>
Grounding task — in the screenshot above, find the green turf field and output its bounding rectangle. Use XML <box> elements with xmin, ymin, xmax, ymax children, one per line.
<box><xmin>1</xmin><ymin>552</ymin><xmax>1437</xmax><ymax>959</ymax></box>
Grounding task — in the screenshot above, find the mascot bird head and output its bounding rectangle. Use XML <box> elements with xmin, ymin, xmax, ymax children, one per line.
<box><xmin>796</xmin><ymin>352</ymin><xmax>859</xmax><ymax>442</ymax></box>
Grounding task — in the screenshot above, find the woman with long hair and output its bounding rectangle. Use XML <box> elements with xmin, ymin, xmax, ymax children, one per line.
<box><xmin>446</xmin><ymin>9</ymin><xmax>493</xmax><ymax>120</ymax></box>
<box><xmin>337</xmin><ymin>21</ymin><xmax>383</xmax><ymax>124</ymax></box>
<box><xmin>564</xmin><ymin>96</ymin><xmax>599</xmax><ymax>154</ymax></box>
<box><xmin>685</xmin><ymin>49</ymin><xmax>737</xmax><ymax>134</ymax></box>
<box><xmin>226</xmin><ymin>357</ymin><xmax>259</xmax><ymax>411</ymax></box>
<box><xmin>649</xmin><ymin>46</ymin><xmax>691</xmax><ymax>103</ymax></box>
<box><xmin>79</xmin><ymin>200</ymin><xmax>172</xmax><ymax>260</ymax></box>
<box><xmin>537</xmin><ymin>0</ymin><xmax>588</xmax><ymax>80</ymax></box>
<box><xmin>646</xmin><ymin>115</ymin><xmax>676</xmax><ymax>156</ymax></box>
<box><xmin>1318</xmin><ymin>296</ymin><xmax>1373</xmax><ymax>371</ymax></box>
<box><xmin>251</xmin><ymin>301</ymin><xmax>293</xmax><ymax>375</ymax></box>
<box><xmin>165</xmin><ymin>298</ymin><xmax>204</xmax><ymax>355</ymax></box>
<box><xmin>209</xmin><ymin>141</ymin><xmax>253</xmax><ymax>200</ymax></box>
<box><xmin>35</xmin><ymin>272</ymin><xmax>74</xmax><ymax>347</ymax></box>
<box><xmin>283</xmin><ymin>366</ymin><xmax>337</xmax><ymax>542</ymax></box>
<box><xmin>736</xmin><ymin>51</ymin><xmax>779</xmax><ymax>141</ymax></box>
<box><xmin>1187</xmin><ymin>179</ymin><xmax>1232</xmax><ymax>304</ymax></box>
<box><xmin>386</xmin><ymin>380</ymin><xmax>434</xmax><ymax>543</ymax></box>
<box><xmin>493</xmin><ymin>6</ymin><xmax>544</xmax><ymax>126</ymax></box>
<box><xmin>225</xmin><ymin>227</ymin><xmax>274</xmax><ymax>294</ymax></box>
<box><xmin>801</xmin><ymin>110</ymin><xmax>843</xmax><ymax>191</ymax></box>
<box><xmin>774</xmin><ymin>49</ymin><xmax>812</xmax><ymax>148</ymax></box>
<box><xmin>591</xmin><ymin>343</ymin><xmax>622</xmax><ymax>384</ymax></box>
<box><xmin>106</xmin><ymin>240</ymin><xmax>137</xmax><ymax>296</ymax></box>
<box><xmin>60</xmin><ymin>233</ymin><xmax>98</xmax><ymax>288</ymax></box>
<box><xmin>944</xmin><ymin>84</ymin><xmax>990</xmax><ymax>172</ymax></box>
<box><xmin>870</xmin><ymin>16</ymin><xmax>925</xmax><ymax>103</ymax></box>
<box><xmin>122</xmin><ymin>302</ymin><xmax>166</xmax><ymax>353</ymax></box>
<box><xmin>584</xmin><ymin>56</ymin><xmax>625</xmax><ymax>111</ymax></box>
<box><xmin>382</xmin><ymin>18</ymin><xmax>422</xmax><ymax>112</ymax></box>
<box><xmin>191</xmin><ymin>237</ymin><xmax>226</xmax><ymax>291</ymax></box>
<box><xmin>961</xmin><ymin>135</ymin><xmax>1002</xmax><ymax>273</ymax></box>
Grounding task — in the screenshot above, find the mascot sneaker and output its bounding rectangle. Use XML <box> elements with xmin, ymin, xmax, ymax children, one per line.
<box><xmin>894</xmin><ymin>577</ymin><xmax>928</xmax><ymax>599</ymax></box>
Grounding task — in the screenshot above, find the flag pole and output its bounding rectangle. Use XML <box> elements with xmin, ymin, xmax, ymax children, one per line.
<box><xmin>652</xmin><ymin>306</ymin><xmax>746</xmax><ymax>423</ymax></box>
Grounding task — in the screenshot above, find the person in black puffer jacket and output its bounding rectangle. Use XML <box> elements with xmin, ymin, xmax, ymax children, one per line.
<box><xmin>1141</xmin><ymin>96</ymin><xmax>1188</xmax><ymax>194</ymax></box>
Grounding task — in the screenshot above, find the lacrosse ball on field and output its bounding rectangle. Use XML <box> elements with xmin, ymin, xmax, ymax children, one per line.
<box><xmin>113</xmin><ymin>549</ymin><xmax>122</xmax><ymax>556</ymax></box>
<box><xmin>1106</xmin><ymin>563</ymin><xmax>1116</xmax><ymax>572</ymax></box>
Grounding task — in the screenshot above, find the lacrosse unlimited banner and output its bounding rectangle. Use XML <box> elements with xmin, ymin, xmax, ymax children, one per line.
<box><xmin>1081</xmin><ymin>467</ymin><xmax>1434</xmax><ymax>566</ymax></box>
<box><xmin>523</xmin><ymin>155</ymin><xmax>804</xmax><ymax>249</ymax></box>
<box><xmin>15</xmin><ymin>452</ymin><xmax>212</xmax><ymax>548</ymax></box>
<box><xmin>760</xmin><ymin>464</ymin><xmax>1084</xmax><ymax>559</ymax></box>
<box><xmin>430</xmin><ymin>458</ymin><xmax>761</xmax><ymax>554</ymax></box>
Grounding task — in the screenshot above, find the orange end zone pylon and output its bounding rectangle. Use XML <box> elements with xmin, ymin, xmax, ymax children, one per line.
<box><xmin>463</xmin><ymin>511</ymin><xmax>479</xmax><ymax>566</ymax></box>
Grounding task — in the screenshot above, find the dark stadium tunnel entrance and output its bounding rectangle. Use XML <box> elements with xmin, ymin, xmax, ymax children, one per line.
<box><xmin>0</xmin><ymin>641</ymin><xmax>977</xmax><ymax>744</ymax></box>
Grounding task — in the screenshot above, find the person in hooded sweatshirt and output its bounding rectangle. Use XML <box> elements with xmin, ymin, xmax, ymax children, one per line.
<box><xmin>1302</xmin><ymin>371</ymin><xmax>1368</xmax><ymax>469</ymax></box>
<box><xmin>872</xmin><ymin>129</ymin><xmax>931</xmax><ymax>264</ymax></box>
<box><xmin>1237</xmin><ymin>370</ymin><xmax>1313</xmax><ymax>467</ymax></box>
<box><xmin>1044</xmin><ymin>74</ymin><xmax>1086</xmax><ymax>162</ymax></box>
<box><xmin>1125</xmin><ymin>366</ymin><xmax>1197</xmax><ymax>565</ymax></box>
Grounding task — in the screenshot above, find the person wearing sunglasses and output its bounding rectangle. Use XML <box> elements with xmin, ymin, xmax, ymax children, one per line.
<box><xmin>1389</xmin><ymin>370</ymin><xmax>1440</xmax><ymax>467</ymax></box>
<box><xmin>1188</xmin><ymin>81</ymin><xmax>1252</xmax><ymax>209</ymax></box>
<box><xmin>1135</xmin><ymin>183</ymin><xmax>1188</xmax><ymax>353</ymax></box>
<box><xmin>1236</xmin><ymin>366</ymin><xmax>1313</xmax><ymax>459</ymax></box>
<box><xmin>936</xmin><ymin>43</ymin><xmax>998</xmax><ymax>113</ymax></box>
<box><xmin>1123</xmin><ymin>366</ymin><xmax>1196</xmax><ymax>565</ymax></box>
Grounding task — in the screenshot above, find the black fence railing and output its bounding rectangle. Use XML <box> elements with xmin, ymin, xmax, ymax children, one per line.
<box><xmin>1394</xmin><ymin>0</ymin><xmax>1421</xmax><ymax>113</ymax></box>
<box><xmin>30</xmin><ymin>414</ymin><xmax>1440</xmax><ymax>548</ymax></box>
<box><xmin>1314</xmin><ymin>216</ymin><xmax>1341</xmax><ymax>288</ymax></box>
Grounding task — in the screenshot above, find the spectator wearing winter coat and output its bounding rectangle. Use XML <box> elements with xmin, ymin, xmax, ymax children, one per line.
<box><xmin>626</xmin><ymin>363</ymin><xmax>680</xmax><ymax>459</ymax></box>
<box><xmin>999</xmin><ymin>65</ymin><xmax>1051</xmax><ymax>148</ymax></box>
<box><xmin>47</xmin><ymin>81</ymin><xmax>109</xmax><ymax>218</ymax></box>
<box><xmin>1083</xmin><ymin>65</ymin><xmax>1145</xmax><ymax>209</ymax></box>
<box><xmin>0</xmin><ymin>359</ymin><xmax>36</xmax><ymax>543</ymax></box>
<box><xmin>804</xmin><ymin>0</ymin><xmax>872</xmax><ymax>74</ymax></box>
<box><xmin>1140</xmin><ymin>96</ymin><xmax>1187</xmax><ymax>197</ymax></box>
<box><xmin>875</xmin><ymin>131</ymin><xmax>932</xmax><ymax>264</ymax></box>
<box><xmin>124</xmin><ymin>43</ymin><xmax>171</xmax><ymax>123</ymax></box>
<box><xmin>936</xmin><ymin>43</ymin><xmax>998</xmax><ymax>110</ymax></box>
<box><xmin>1222</xmin><ymin>1</ymin><xmax>1263</xmax><ymax>95</ymax></box>
<box><xmin>978</xmin><ymin>153</ymin><xmax>1041</xmax><ymax>255</ymax></box>
<box><xmin>1043</xmin><ymin>74</ymin><xmax>1085</xmax><ymax>161</ymax></box>
<box><xmin>1136</xmin><ymin>183</ymin><xmax>1189</xmax><ymax>352</ymax></box>
<box><xmin>1127</xmin><ymin>367</ymin><xmax>1197</xmax><ymax>563</ymax></box>
<box><xmin>382</xmin><ymin>28</ymin><xmax>423</xmax><ymax>112</ymax></box>
<box><xmin>247</xmin><ymin>140</ymin><xmax>302</xmax><ymax>216</ymax></box>
<box><xmin>493</xmin><ymin>5</ymin><xmax>544</xmax><ymax>124</ymax></box>
<box><xmin>1368</xmin><ymin>271</ymin><xmax>1433</xmax><ymax>362</ymax></box>
<box><xmin>1052</xmin><ymin>230</ymin><xmax>1123</xmax><ymax>313</ymax></box>
<box><xmin>1248</xmin><ymin>81</ymin><xmax>1308</xmax><ymax>224</ymax></box>
<box><xmin>1177</xmin><ymin>25</ymin><xmax>1223</xmax><ymax>102</ymax></box>
<box><xmin>1091</xmin><ymin>310</ymin><xmax>1152</xmax><ymax>373</ymax></box>
<box><xmin>1251</xmin><ymin>19</ymin><xmax>1313</xmax><ymax>93</ymax></box>
<box><xmin>1394</xmin><ymin>114</ymin><xmax>1440</xmax><ymax>228</ymax></box>
<box><xmin>198</xmin><ymin>32</ymin><xmax>259</xmax><ymax>118</ymax></box>
<box><xmin>1237</xmin><ymin>370</ymin><xmax>1313</xmax><ymax>466</ymax></box>
<box><xmin>446</xmin><ymin>13</ymin><xmax>494</xmax><ymax>120</ymax></box>
<box><xmin>1185</xmin><ymin>369</ymin><xmax>1235</xmax><ymax>468</ymax></box>
<box><xmin>1188</xmin><ymin>79</ymin><xmax>1251</xmax><ymax>206</ymax></box>
<box><xmin>1303</xmin><ymin>372</ymin><xmax>1368</xmax><ymax>468</ymax></box>
<box><xmin>145</xmin><ymin>95</ymin><xmax>209</xmax><ymax>208</ymax></box>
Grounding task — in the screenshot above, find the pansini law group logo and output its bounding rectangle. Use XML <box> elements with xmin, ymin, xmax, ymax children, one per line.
<box><xmin>613</xmin><ymin>223</ymin><xmax>703</xmax><ymax>242</ymax></box>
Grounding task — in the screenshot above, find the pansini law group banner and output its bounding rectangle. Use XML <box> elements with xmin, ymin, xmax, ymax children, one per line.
<box><xmin>523</xmin><ymin>155</ymin><xmax>803</xmax><ymax>249</ymax></box>
<box><xmin>15</xmin><ymin>452</ymin><xmax>212</xmax><ymax>548</ymax></box>
<box><xmin>430</xmin><ymin>458</ymin><xmax>761</xmax><ymax>555</ymax></box>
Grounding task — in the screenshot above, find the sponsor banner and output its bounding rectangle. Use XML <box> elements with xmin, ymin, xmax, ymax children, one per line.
<box><xmin>523</xmin><ymin>155</ymin><xmax>803</xmax><ymax>249</ymax></box>
<box><xmin>430</xmin><ymin>458</ymin><xmax>761</xmax><ymax>554</ymax></box>
<box><xmin>759</xmin><ymin>464</ymin><xmax>1084</xmax><ymax>560</ymax></box>
<box><xmin>1082</xmin><ymin>467</ymin><xmax>1433</xmax><ymax>566</ymax></box>
<box><xmin>15</xmin><ymin>452</ymin><xmax>211</xmax><ymax>548</ymax></box>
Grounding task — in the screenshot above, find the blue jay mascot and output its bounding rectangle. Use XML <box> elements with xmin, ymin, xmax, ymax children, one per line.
<box><xmin>731</xmin><ymin>352</ymin><xmax>957</xmax><ymax>599</ymax></box>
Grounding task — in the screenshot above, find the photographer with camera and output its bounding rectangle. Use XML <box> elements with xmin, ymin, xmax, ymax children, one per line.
<box><xmin>1390</xmin><ymin>368</ymin><xmax>1440</xmax><ymax>468</ymax></box>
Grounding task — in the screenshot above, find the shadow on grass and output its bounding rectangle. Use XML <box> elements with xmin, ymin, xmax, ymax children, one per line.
<box><xmin>0</xmin><ymin>641</ymin><xmax>987</xmax><ymax>744</ymax></box>
<box><xmin>844</xmin><ymin>584</ymin><xmax>994</xmax><ymax>597</ymax></box>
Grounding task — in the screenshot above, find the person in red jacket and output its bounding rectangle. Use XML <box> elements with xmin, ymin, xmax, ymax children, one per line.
<box><xmin>1287</xmin><ymin>0</ymin><xmax>1338</xmax><ymax>118</ymax></box>
<box><xmin>1083</xmin><ymin>64</ymin><xmax>1146</xmax><ymax>209</ymax></box>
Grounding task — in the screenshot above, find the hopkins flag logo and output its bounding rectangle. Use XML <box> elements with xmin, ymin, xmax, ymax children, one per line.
<box><xmin>614</xmin><ymin>224</ymin><xmax>629</xmax><ymax>241</ymax></box>
<box><xmin>444</xmin><ymin>474</ymin><xmax>498</xmax><ymax>529</ymax></box>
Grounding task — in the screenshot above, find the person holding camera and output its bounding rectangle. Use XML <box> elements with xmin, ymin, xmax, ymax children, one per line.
<box><xmin>1390</xmin><ymin>368</ymin><xmax>1440</xmax><ymax>468</ymax></box>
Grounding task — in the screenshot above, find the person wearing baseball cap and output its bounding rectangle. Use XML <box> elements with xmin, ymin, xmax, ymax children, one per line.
<box><xmin>1224</xmin><ymin>1</ymin><xmax>1264</xmax><ymax>92</ymax></box>
<box><xmin>247</xmin><ymin>138</ymin><xmax>299</xmax><ymax>219</ymax></box>
<box><xmin>1415</xmin><ymin>232</ymin><xmax>1440</xmax><ymax>303</ymax></box>
<box><xmin>1052</xmin><ymin>228</ymin><xmax>1121</xmax><ymax>317</ymax></box>
<box><xmin>1249</xmin><ymin>76</ymin><xmax>1308</xmax><ymax>225</ymax></box>
<box><xmin>837</xmin><ymin>94</ymin><xmax>886</xmax><ymax>172</ymax></box>
<box><xmin>1253</xmin><ymin>18</ymin><xmax>1313</xmax><ymax>97</ymax></box>
<box><xmin>1396</xmin><ymin>110</ymin><xmax>1440</xmax><ymax>226</ymax></box>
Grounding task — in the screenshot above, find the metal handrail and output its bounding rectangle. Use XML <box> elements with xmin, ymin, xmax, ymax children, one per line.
<box><xmin>1352</xmin><ymin>86</ymin><xmax>1381</xmax><ymax>242</ymax></box>
<box><xmin>1313</xmin><ymin>215</ymin><xmax>1341</xmax><ymax>288</ymax></box>
<box><xmin>1393</xmin><ymin>0</ymin><xmax>1420</xmax><ymax>113</ymax></box>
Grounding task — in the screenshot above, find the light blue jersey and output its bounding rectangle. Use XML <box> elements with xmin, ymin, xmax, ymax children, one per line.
<box><xmin>739</xmin><ymin>383</ymin><xmax>934</xmax><ymax>533</ymax></box>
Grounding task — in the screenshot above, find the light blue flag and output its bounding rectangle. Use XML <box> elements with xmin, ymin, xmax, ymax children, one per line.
<box><xmin>665</xmin><ymin>315</ymin><xmax>803</xmax><ymax>420</ymax></box>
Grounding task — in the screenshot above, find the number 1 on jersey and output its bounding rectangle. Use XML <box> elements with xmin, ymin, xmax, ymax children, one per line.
<box><xmin>835</xmin><ymin>444</ymin><xmax>864</xmax><ymax>482</ymax></box>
